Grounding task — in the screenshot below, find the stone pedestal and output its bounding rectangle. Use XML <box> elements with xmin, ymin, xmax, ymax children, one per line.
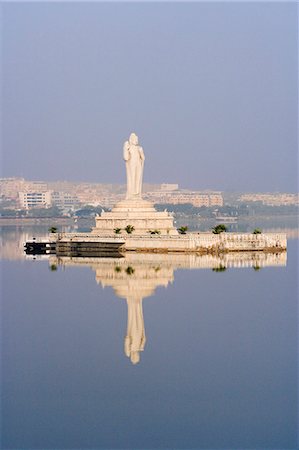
<box><xmin>92</xmin><ymin>198</ymin><xmax>178</xmax><ymax>236</ymax></box>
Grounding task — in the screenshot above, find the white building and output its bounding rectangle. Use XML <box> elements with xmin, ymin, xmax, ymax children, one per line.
<box><xmin>240</xmin><ymin>193</ymin><xmax>299</xmax><ymax>206</ymax></box>
<box><xmin>51</xmin><ymin>191</ymin><xmax>79</xmax><ymax>209</ymax></box>
<box><xmin>143</xmin><ymin>190</ymin><xmax>223</xmax><ymax>207</ymax></box>
<box><xmin>19</xmin><ymin>191</ymin><xmax>52</xmax><ymax>209</ymax></box>
<box><xmin>160</xmin><ymin>183</ymin><xmax>179</xmax><ymax>191</ymax></box>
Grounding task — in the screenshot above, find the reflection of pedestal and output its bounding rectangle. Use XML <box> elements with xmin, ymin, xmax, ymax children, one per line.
<box><xmin>92</xmin><ymin>198</ymin><xmax>178</xmax><ymax>236</ymax></box>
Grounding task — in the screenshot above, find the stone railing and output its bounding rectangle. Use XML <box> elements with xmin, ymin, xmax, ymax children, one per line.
<box><xmin>124</xmin><ymin>232</ymin><xmax>287</xmax><ymax>252</ymax></box>
<box><xmin>54</xmin><ymin>231</ymin><xmax>286</xmax><ymax>253</ymax></box>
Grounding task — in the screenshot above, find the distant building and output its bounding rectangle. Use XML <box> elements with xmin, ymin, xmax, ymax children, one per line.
<box><xmin>240</xmin><ymin>193</ymin><xmax>299</xmax><ymax>206</ymax></box>
<box><xmin>0</xmin><ymin>178</ymin><xmax>26</xmax><ymax>199</ymax></box>
<box><xmin>51</xmin><ymin>191</ymin><xmax>79</xmax><ymax>209</ymax></box>
<box><xmin>2</xmin><ymin>177</ymin><xmax>224</xmax><ymax>210</ymax></box>
<box><xmin>160</xmin><ymin>183</ymin><xmax>179</xmax><ymax>191</ymax></box>
<box><xmin>19</xmin><ymin>191</ymin><xmax>52</xmax><ymax>209</ymax></box>
<box><xmin>144</xmin><ymin>190</ymin><xmax>223</xmax><ymax>207</ymax></box>
<box><xmin>27</xmin><ymin>181</ymin><xmax>48</xmax><ymax>192</ymax></box>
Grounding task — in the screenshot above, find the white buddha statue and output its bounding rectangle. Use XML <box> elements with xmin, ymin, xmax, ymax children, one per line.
<box><xmin>123</xmin><ymin>133</ymin><xmax>145</xmax><ymax>199</ymax></box>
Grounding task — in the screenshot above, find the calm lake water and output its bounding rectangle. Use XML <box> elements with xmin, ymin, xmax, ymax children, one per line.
<box><xmin>1</xmin><ymin>226</ymin><xmax>298</xmax><ymax>450</ymax></box>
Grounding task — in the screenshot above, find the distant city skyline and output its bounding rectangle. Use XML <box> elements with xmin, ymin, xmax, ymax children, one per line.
<box><xmin>1</xmin><ymin>175</ymin><xmax>298</xmax><ymax>195</ymax></box>
<box><xmin>2</xmin><ymin>2</ymin><xmax>298</xmax><ymax>191</ymax></box>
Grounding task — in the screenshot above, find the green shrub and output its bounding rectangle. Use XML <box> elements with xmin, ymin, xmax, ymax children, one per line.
<box><xmin>212</xmin><ymin>224</ymin><xmax>227</xmax><ymax>234</ymax></box>
<box><xmin>125</xmin><ymin>225</ymin><xmax>135</xmax><ymax>234</ymax></box>
<box><xmin>178</xmin><ymin>226</ymin><xmax>188</xmax><ymax>234</ymax></box>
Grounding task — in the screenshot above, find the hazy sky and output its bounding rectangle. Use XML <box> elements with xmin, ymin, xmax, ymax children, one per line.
<box><xmin>1</xmin><ymin>2</ymin><xmax>298</xmax><ymax>192</ymax></box>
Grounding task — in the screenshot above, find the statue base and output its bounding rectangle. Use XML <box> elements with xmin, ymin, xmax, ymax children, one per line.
<box><xmin>92</xmin><ymin>197</ymin><xmax>178</xmax><ymax>236</ymax></box>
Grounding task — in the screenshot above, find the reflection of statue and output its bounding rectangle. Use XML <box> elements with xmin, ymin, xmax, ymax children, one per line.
<box><xmin>123</xmin><ymin>133</ymin><xmax>145</xmax><ymax>199</ymax></box>
<box><xmin>93</xmin><ymin>256</ymin><xmax>173</xmax><ymax>365</ymax></box>
<box><xmin>49</xmin><ymin>252</ymin><xmax>287</xmax><ymax>365</ymax></box>
<box><xmin>124</xmin><ymin>296</ymin><xmax>146</xmax><ymax>365</ymax></box>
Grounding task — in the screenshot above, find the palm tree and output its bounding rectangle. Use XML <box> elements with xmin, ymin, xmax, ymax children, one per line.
<box><xmin>125</xmin><ymin>225</ymin><xmax>135</xmax><ymax>234</ymax></box>
<box><xmin>212</xmin><ymin>224</ymin><xmax>227</xmax><ymax>234</ymax></box>
<box><xmin>178</xmin><ymin>226</ymin><xmax>188</xmax><ymax>234</ymax></box>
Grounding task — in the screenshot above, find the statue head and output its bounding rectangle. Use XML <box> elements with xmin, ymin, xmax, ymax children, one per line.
<box><xmin>129</xmin><ymin>133</ymin><xmax>138</xmax><ymax>145</ymax></box>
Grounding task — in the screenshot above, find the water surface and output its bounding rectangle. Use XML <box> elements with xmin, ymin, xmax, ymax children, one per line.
<box><xmin>1</xmin><ymin>228</ymin><xmax>298</xmax><ymax>449</ymax></box>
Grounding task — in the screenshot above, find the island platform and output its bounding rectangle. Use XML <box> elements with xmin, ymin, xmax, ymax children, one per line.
<box><xmin>25</xmin><ymin>231</ymin><xmax>287</xmax><ymax>257</ymax></box>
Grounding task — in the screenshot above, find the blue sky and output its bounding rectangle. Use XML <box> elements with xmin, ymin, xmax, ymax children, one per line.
<box><xmin>1</xmin><ymin>2</ymin><xmax>298</xmax><ymax>192</ymax></box>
